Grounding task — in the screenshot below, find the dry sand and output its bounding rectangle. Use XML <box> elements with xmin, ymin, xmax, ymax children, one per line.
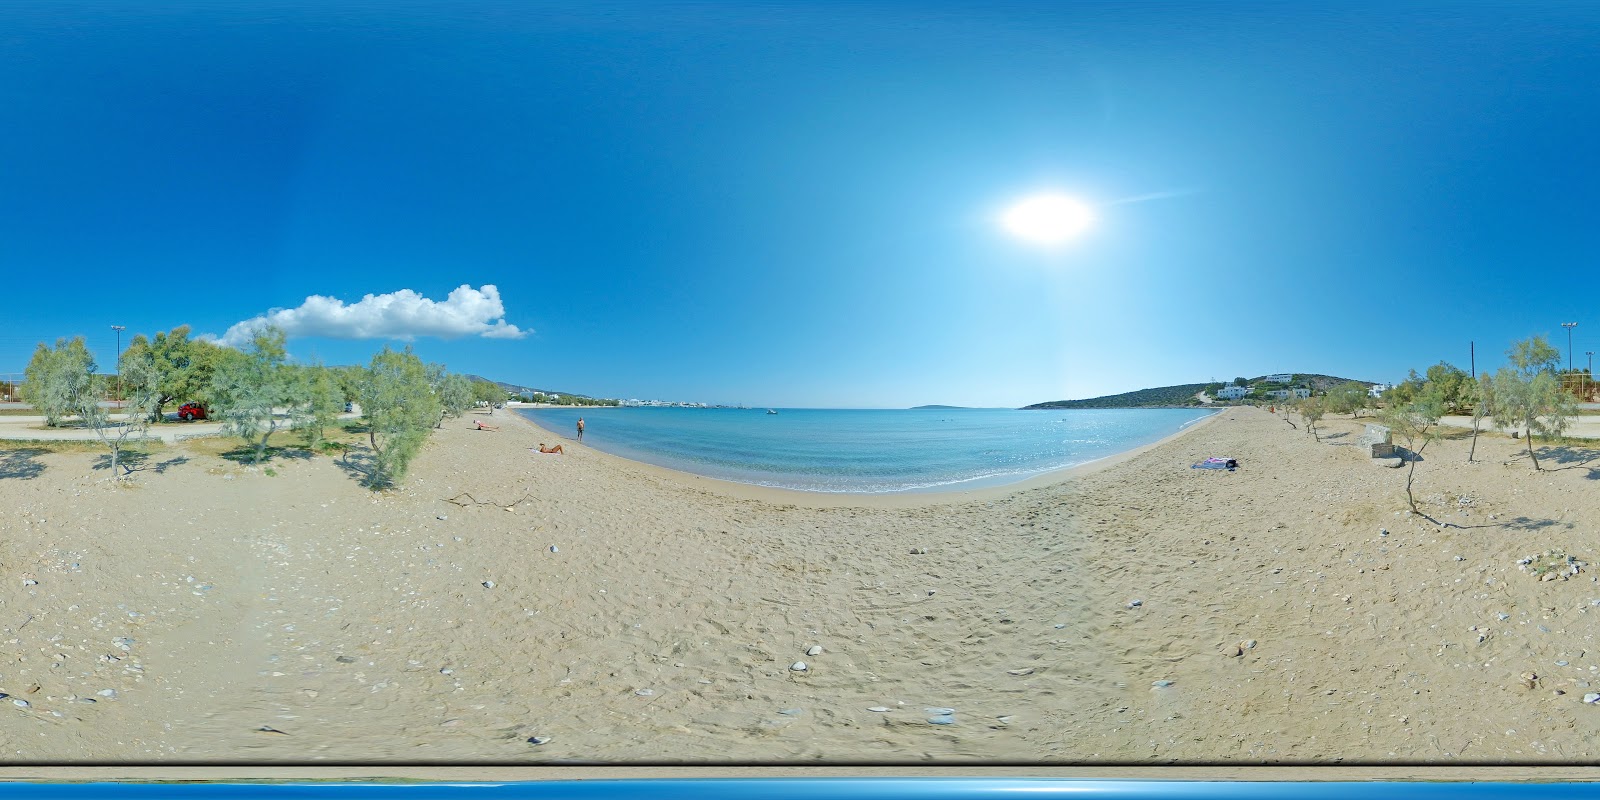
<box><xmin>3</xmin><ymin>406</ymin><xmax>1600</xmax><ymax>767</ymax></box>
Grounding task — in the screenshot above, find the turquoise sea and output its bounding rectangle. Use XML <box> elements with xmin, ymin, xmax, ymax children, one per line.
<box><xmin>517</xmin><ymin>407</ymin><xmax>1217</xmax><ymax>494</ymax></box>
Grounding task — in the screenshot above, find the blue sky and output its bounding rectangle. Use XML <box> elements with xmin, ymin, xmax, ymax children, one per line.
<box><xmin>4</xmin><ymin>2</ymin><xmax>1599</xmax><ymax>408</ymax></box>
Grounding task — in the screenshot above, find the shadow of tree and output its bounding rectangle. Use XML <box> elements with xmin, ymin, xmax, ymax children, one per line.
<box><xmin>1323</xmin><ymin>432</ymin><xmax>1349</xmax><ymax>440</ymax></box>
<box><xmin>93</xmin><ymin>450</ymin><xmax>149</xmax><ymax>473</ymax></box>
<box><xmin>217</xmin><ymin>445</ymin><xmax>314</xmax><ymax>466</ymax></box>
<box><xmin>1539</xmin><ymin>445</ymin><xmax>1600</xmax><ymax>477</ymax></box>
<box><xmin>1502</xmin><ymin>516</ymin><xmax>1574</xmax><ymax>532</ymax></box>
<box><xmin>0</xmin><ymin>448</ymin><xmax>47</xmax><ymax>480</ymax></box>
<box><xmin>92</xmin><ymin>451</ymin><xmax>191</xmax><ymax>474</ymax></box>
<box><xmin>335</xmin><ymin>447</ymin><xmax>382</xmax><ymax>489</ymax></box>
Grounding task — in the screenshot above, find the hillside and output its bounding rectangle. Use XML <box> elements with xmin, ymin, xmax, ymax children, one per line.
<box><xmin>1023</xmin><ymin>373</ymin><xmax>1375</xmax><ymax>410</ymax></box>
<box><xmin>1022</xmin><ymin>383</ymin><xmax>1211</xmax><ymax>410</ymax></box>
<box><xmin>462</xmin><ymin>374</ymin><xmax>616</xmax><ymax>406</ymax></box>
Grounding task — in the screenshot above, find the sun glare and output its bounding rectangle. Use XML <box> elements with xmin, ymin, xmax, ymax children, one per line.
<box><xmin>1002</xmin><ymin>194</ymin><xmax>1094</xmax><ymax>244</ymax></box>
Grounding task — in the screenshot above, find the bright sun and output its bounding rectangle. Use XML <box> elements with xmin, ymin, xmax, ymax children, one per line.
<box><xmin>1001</xmin><ymin>194</ymin><xmax>1095</xmax><ymax>244</ymax></box>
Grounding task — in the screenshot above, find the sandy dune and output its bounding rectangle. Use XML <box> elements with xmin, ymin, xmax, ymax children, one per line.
<box><xmin>3</xmin><ymin>406</ymin><xmax>1600</xmax><ymax>764</ymax></box>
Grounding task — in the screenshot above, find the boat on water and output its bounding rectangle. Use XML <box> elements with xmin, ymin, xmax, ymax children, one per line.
<box><xmin>766</xmin><ymin>409</ymin><xmax>778</xmax><ymax>415</ymax></box>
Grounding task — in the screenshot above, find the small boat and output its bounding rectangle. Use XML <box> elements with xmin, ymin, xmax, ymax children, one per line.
<box><xmin>766</xmin><ymin>409</ymin><xmax>778</xmax><ymax>415</ymax></box>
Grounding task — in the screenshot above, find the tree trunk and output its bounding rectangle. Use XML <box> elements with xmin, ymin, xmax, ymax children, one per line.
<box><xmin>1404</xmin><ymin>457</ymin><xmax>1419</xmax><ymax>514</ymax></box>
<box><xmin>1468</xmin><ymin>418</ymin><xmax>1480</xmax><ymax>462</ymax></box>
<box><xmin>1526</xmin><ymin>418</ymin><xmax>1541</xmax><ymax>471</ymax></box>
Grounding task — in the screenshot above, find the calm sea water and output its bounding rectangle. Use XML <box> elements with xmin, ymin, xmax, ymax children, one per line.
<box><xmin>517</xmin><ymin>407</ymin><xmax>1216</xmax><ymax>494</ymax></box>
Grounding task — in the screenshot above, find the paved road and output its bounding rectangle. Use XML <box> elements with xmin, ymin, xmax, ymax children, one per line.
<box><xmin>1438</xmin><ymin>414</ymin><xmax>1600</xmax><ymax>440</ymax></box>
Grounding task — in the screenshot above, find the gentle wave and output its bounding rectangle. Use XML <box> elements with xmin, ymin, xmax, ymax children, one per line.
<box><xmin>518</xmin><ymin>407</ymin><xmax>1217</xmax><ymax>494</ymax></box>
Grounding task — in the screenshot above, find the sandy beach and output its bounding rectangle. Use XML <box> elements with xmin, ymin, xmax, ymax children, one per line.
<box><xmin>4</xmin><ymin>405</ymin><xmax>1600</xmax><ymax>766</ymax></box>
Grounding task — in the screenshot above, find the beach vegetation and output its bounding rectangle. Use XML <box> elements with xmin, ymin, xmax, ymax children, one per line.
<box><xmin>1467</xmin><ymin>372</ymin><xmax>1494</xmax><ymax>462</ymax></box>
<box><xmin>471</xmin><ymin>379</ymin><xmax>504</xmax><ymax>414</ymax></box>
<box><xmin>1325</xmin><ymin>381</ymin><xmax>1370</xmax><ymax>418</ymax></box>
<box><xmin>292</xmin><ymin>364</ymin><xmax>345</xmax><ymax>451</ymax></box>
<box><xmin>23</xmin><ymin>336</ymin><xmax>96</xmax><ymax>427</ymax></box>
<box><xmin>1380</xmin><ymin>383</ymin><xmax>1446</xmax><ymax>517</ymax></box>
<box><xmin>210</xmin><ymin>326</ymin><xmax>295</xmax><ymax>466</ymax></box>
<box><xmin>1492</xmin><ymin>335</ymin><xmax>1576</xmax><ymax>471</ymax></box>
<box><xmin>358</xmin><ymin>346</ymin><xmax>441</xmax><ymax>488</ymax></box>
<box><xmin>435</xmin><ymin>372</ymin><xmax>475</xmax><ymax>427</ymax></box>
<box><xmin>1298</xmin><ymin>396</ymin><xmax>1326</xmax><ymax>439</ymax></box>
<box><xmin>76</xmin><ymin>346</ymin><xmax>165</xmax><ymax>479</ymax></box>
<box><xmin>124</xmin><ymin>326</ymin><xmax>231</xmax><ymax>423</ymax></box>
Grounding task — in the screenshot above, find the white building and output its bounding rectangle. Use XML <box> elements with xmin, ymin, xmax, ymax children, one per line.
<box><xmin>1216</xmin><ymin>385</ymin><xmax>1249</xmax><ymax>400</ymax></box>
<box><xmin>1266</xmin><ymin>388</ymin><xmax>1311</xmax><ymax>400</ymax></box>
<box><xmin>1263</xmin><ymin>373</ymin><xmax>1294</xmax><ymax>384</ymax></box>
<box><xmin>1368</xmin><ymin>383</ymin><xmax>1392</xmax><ymax>398</ymax></box>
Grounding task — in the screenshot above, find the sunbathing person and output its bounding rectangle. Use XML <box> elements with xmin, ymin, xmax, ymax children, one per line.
<box><xmin>536</xmin><ymin>443</ymin><xmax>564</xmax><ymax>454</ymax></box>
<box><xmin>474</xmin><ymin>420</ymin><xmax>499</xmax><ymax>431</ymax></box>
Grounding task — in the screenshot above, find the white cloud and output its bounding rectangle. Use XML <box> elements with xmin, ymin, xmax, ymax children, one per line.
<box><xmin>212</xmin><ymin>285</ymin><xmax>527</xmax><ymax>347</ymax></box>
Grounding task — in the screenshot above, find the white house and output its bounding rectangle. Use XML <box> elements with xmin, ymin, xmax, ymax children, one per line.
<box><xmin>1263</xmin><ymin>373</ymin><xmax>1294</xmax><ymax>384</ymax></box>
<box><xmin>1266</xmin><ymin>388</ymin><xmax>1311</xmax><ymax>400</ymax></box>
<box><xmin>1368</xmin><ymin>383</ymin><xmax>1392</xmax><ymax>399</ymax></box>
<box><xmin>1216</xmin><ymin>385</ymin><xmax>1250</xmax><ymax>400</ymax></box>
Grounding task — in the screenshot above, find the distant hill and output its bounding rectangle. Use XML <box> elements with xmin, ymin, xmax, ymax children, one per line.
<box><xmin>462</xmin><ymin>374</ymin><xmax>616</xmax><ymax>406</ymax></box>
<box><xmin>912</xmin><ymin>404</ymin><xmax>968</xmax><ymax>409</ymax></box>
<box><xmin>1270</xmin><ymin>373</ymin><xmax>1376</xmax><ymax>392</ymax></box>
<box><xmin>1023</xmin><ymin>383</ymin><xmax>1211</xmax><ymax>410</ymax></box>
<box><xmin>1023</xmin><ymin>373</ymin><xmax>1374</xmax><ymax>410</ymax></box>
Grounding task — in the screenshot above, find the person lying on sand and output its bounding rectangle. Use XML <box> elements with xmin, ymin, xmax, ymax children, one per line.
<box><xmin>474</xmin><ymin>420</ymin><xmax>499</xmax><ymax>431</ymax></box>
<box><xmin>535</xmin><ymin>443</ymin><xmax>564</xmax><ymax>454</ymax></box>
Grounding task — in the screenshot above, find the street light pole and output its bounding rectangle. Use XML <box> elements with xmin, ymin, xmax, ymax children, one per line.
<box><xmin>1562</xmin><ymin>322</ymin><xmax>1578</xmax><ymax>374</ymax></box>
<box><xmin>111</xmin><ymin>325</ymin><xmax>125</xmax><ymax>405</ymax></box>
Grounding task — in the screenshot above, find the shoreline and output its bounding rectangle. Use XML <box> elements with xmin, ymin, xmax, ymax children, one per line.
<box><xmin>508</xmin><ymin>407</ymin><xmax>1223</xmax><ymax>509</ymax></box>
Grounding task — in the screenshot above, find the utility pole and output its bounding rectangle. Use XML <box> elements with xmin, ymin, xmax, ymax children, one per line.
<box><xmin>111</xmin><ymin>325</ymin><xmax>126</xmax><ymax>405</ymax></box>
<box><xmin>1562</xmin><ymin>322</ymin><xmax>1578</xmax><ymax>374</ymax></box>
<box><xmin>1470</xmin><ymin>341</ymin><xmax>1475</xmax><ymax>379</ymax></box>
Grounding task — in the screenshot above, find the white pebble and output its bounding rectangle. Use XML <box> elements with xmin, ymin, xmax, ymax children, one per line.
<box><xmin>806</xmin><ymin>645</ymin><xmax>823</xmax><ymax>656</ymax></box>
<box><xmin>790</xmin><ymin>661</ymin><xmax>808</xmax><ymax>671</ymax></box>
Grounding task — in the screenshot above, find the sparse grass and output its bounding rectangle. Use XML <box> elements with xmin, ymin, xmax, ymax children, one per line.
<box><xmin>0</xmin><ymin>438</ymin><xmax>168</xmax><ymax>455</ymax></box>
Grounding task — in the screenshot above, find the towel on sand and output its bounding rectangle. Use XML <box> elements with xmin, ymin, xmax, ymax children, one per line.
<box><xmin>1192</xmin><ymin>457</ymin><xmax>1238</xmax><ymax>471</ymax></box>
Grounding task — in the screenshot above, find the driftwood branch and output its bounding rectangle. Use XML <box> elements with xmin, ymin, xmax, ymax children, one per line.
<box><xmin>443</xmin><ymin>492</ymin><xmax>535</xmax><ymax>510</ymax></box>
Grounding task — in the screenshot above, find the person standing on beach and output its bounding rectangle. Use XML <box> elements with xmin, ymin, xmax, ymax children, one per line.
<box><xmin>576</xmin><ymin>417</ymin><xmax>585</xmax><ymax>441</ymax></box>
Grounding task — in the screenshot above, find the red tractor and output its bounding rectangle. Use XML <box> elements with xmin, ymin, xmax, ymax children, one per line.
<box><xmin>178</xmin><ymin>403</ymin><xmax>208</xmax><ymax>422</ymax></box>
